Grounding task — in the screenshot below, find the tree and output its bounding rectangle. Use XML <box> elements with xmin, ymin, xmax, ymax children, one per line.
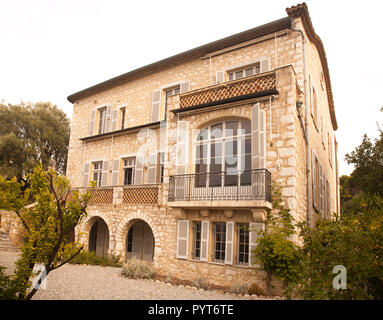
<box><xmin>0</xmin><ymin>165</ymin><xmax>91</xmax><ymax>300</ymax></box>
<box><xmin>0</xmin><ymin>102</ymin><xmax>70</xmax><ymax>180</ymax></box>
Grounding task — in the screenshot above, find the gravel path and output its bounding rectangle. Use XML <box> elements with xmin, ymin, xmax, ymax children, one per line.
<box><xmin>0</xmin><ymin>251</ymin><xmax>278</xmax><ymax>300</ymax></box>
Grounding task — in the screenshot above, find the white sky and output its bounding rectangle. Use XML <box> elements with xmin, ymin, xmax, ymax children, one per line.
<box><xmin>1</xmin><ymin>0</ymin><xmax>382</xmax><ymax>176</ymax></box>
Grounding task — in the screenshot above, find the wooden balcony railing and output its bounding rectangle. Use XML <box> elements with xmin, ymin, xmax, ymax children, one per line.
<box><xmin>88</xmin><ymin>187</ymin><xmax>114</xmax><ymax>204</ymax></box>
<box><xmin>122</xmin><ymin>185</ymin><xmax>159</xmax><ymax>204</ymax></box>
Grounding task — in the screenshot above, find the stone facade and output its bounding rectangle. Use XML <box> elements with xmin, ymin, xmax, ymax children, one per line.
<box><xmin>66</xmin><ymin>4</ymin><xmax>339</xmax><ymax>291</ymax></box>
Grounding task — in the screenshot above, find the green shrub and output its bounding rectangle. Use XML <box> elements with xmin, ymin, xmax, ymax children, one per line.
<box><xmin>229</xmin><ymin>282</ymin><xmax>248</xmax><ymax>295</ymax></box>
<box><xmin>121</xmin><ymin>258</ymin><xmax>156</xmax><ymax>279</ymax></box>
<box><xmin>248</xmin><ymin>282</ymin><xmax>266</xmax><ymax>296</ymax></box>
<box><xmin>69</xmin><ymin>251</ymin><xmax>122</xmax><ymax>267</ymax></box>
<box><xmin>191</xmin><ymin>277</ymin><xmax>209</xmax><ymax>290</ymax></box>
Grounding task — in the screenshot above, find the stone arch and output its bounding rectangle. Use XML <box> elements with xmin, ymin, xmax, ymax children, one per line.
<box><xmin>114</xmin><ymin>211</ymin><xmax>161</xmax><ymax>262</ymax></box>
<box><xmin>88</xmin><ymin>217</ymin><xmax>110</xmax><ymax>257</ymax></box>
<box><xmin>195</xmin><ymin>115</ymin><xmax>251</xmax><ymax>131</ymax></box>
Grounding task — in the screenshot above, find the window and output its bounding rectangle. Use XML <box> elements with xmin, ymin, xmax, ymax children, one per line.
<box><xmin>312</xmin><ymin>87</ymin><xmax>318</xmax><ymax>129</ymax></box>
<box><xmin>228</xmin><ymin>62</ymin><xmax>261</xmax><ymax>81</ymax></box>
<box><xmin>195</xmin><ymin>120</ymin><xmax>251</xmax><ymax>187</ymax></box>
<box><xmin>98</xmin><ymin>108</ymin><xmax>107</xmax><ymax>134</ymax></box>
<box><xmin>237</xmin><ymin>223</ymin><xmax>249</xmax><ymax>265</ymax></box>
<box><xmin>164</xmin><ymin>86</ymin><xmax>180</xmax><ymax>121</ymax></box>
<box><xmin>120</xmin><ymin>107</ymin><xmax>126</xmax><ymax>130</ymax></box>
<box><xmin>159</xmin><ymin>152</ymin><xmax>165</xmax><ymax>183</ymax></box>
<box><xmin>213</xmin><ymin>222</ymin><xmax>226</xmax><ymax>263</ymax></box>
<box><xmin>192</xmin><ymin>221</ymin><xmax>202</xmax><ymax>260</ymax></box>
<box><xmin>123</xmin><ymin>157</ymin><xmax>135</xmax><ymax>185</ymax></box>
<box><xmin>93</xmin><ymin>161</ymin><xmax>103</xmax><ymax>187</ymax></box>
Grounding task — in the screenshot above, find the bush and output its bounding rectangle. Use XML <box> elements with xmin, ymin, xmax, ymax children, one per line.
<box><xmin>248</xmin><ymin>282</ymin><xmax>266</xmax><ymax>296</ymax></box>
<box><xmin>230</xmin><ymin>282</ymin><xmax>248</xmax><ymax>295</ymax></box>
<box><xmin>69</xmin><ymin>251</ymin><xmax>122</xmax><ymax>267</ymax></box>
<box><xmin>191</xmin><ymin>277</ymin><xmax>209</xmax><ymax>290</ymax></box>
<box><xmin>121</xmin><ymin>258</ymin><xmax>156</xmax><ymax>279</ymax></box>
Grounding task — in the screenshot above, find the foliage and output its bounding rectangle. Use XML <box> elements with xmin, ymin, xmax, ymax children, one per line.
<box><xmin>229</xmin><ymin>282</ymin><xmax>248</xmax><ymax>295</ymax></box>
<box><xmin>191</xmin><ymin>277</ymin><xmax>209</xmax><ymax>290</ymax></box>
<box><xmin>69</xmin><ymin>251</ymin><xmax>122</xmax><ymax>267</ymax></box>
<box><xmin>252</xmin><ymin>183</ymin><xmax>301</xmax><ymax>295</ymax></box>
<box><xmin>0</xmin><ymin>102</ymin><xmax>70</xmax><ymax>179</ymax></box>
<box><xmin>0</xmin><ymin>165</ymin><xmax>91</xmax><ymax>300</ymax></box>
<box><xmin>121</xmin><ymin>258</ymin><xmax>156</xmax><ymax>280</ymax></box>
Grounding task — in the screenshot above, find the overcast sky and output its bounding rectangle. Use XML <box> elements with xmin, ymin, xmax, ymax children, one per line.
<box><xmin>1</xmin><ymin>0</ymin><xmax>382</xmax><ymax>176</ymax></box>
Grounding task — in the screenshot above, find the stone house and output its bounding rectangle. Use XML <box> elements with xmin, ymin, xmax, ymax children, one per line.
<box><xmin>66</xmin><ymin>3</ymin><xmax>339</xmax><ymax>287</ymax></box>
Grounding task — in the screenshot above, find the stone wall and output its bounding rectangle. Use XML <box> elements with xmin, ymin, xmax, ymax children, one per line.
<box><xmin>0</xmin><ymin>210</ymin><xmax>25</xmax><ymax>246</ymax></box>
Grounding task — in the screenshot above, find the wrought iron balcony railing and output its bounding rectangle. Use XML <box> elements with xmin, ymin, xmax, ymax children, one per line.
<box><xmin>168</xmin><ymin>169</ymin><xmax>271</xmax><ymax>202</ymax></box>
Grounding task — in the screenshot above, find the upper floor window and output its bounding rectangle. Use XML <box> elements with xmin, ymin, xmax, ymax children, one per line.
<box><xmin>159</xmin><ymin>152</ymin><xmax>165</xmax><ymax>183</ymax></box>
<box><xmin>93</xmin><ymin>161</ymin><xmax>103</xmax><ymax>186</ymax></box>
<box><xmin>120</xmin><ymin>107</ymin><xmax>126</xmax><ymax>130</ymax></box>
<box><xmin>98</xmin><ymin>107</ymin><xmax>107</xmax><ymax>134</ymax></box>
<box><xmin>195</xmin><ymin>120</ymin><xmax>251</xmax><ymax>187</ymax></box>
<box><xmin>164</xmin><ymin>86</ymin><xmax>180</xmax><ymax>121</ymax></box>
<box><xmin>228</xmin><ymin>62</ymin><xmax>261</xmax><ymax>81</ymax></box>
<box><xmin>123</xmin><ymin>157</ymin><xmax>136</xmax><ymax>185</ymax></box>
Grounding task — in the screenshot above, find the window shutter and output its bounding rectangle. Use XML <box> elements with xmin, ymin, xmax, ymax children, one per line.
<box><xmin>251</xmin><ymin>103</ymin><xmax>261</xmax><ymax>169</ymax></box>
<box><xmin>147</xmin><ymin>152</ymin><xmax>158</xmax><ymax>184</ymax></box>
<box><xmin>260</xmin><ymin>59</ymin><xmax>270</xmax><ymax>73</ymax></box>
<box><xmin>134</xmin><ymin>155</ymin><xmax>144</xmax><ymax>185</ymax></box>
<box><xmin>112</xmin><ymin>159</ymin><xmax>120</xmax><ymax>185</ymax></box>
<box><xmin>309</xmin><ymin>76</ymin><xmax>313</xmax><ymax>118</ymax></box>
<box><xmin>89</xmin><ymin>110</ymin><xmax>96</xmax><ymax>136</ymax></box>
<box><xmin>83</xmin><ymin>163</ymin><xmax>90</xmax><ymax>187</ymax></box>
<box><xmin>111</xmin><ymin>109</ymin><xmax>118</xmax><ymax>132</ymax></box>
<box><xmin>312</xmin><ymin>151</ymin><xmax>317</xmax><ymax>210</ymax></box>
<box><xmin>319</xmin><ymin>164</ymin><xmax>323</xmax><ymax>213</ymax></box>
<box><xmin>176</xmin><ymin>120</ymin><xmax>189</xmax><ymax>175</ymax></box>
<box><xmin>101</xmin><ymin>161</ymin><xmax>109</xmax><ymax>186</ymax></box>
<box><xmin>180</xmin><ymin>81</ymin><xmax>190</xmax><ymax>94</ymax></box>
<box><xmin>259</xmin><ymin>109</ymin><xmax>266</xmax><ymax>168</ymax></box>
<box><xmin>176</xmin><ymin>220</ymin><xmax>189</xmax><ymax>259</ymax></box>
<box><xmin>105</xmin><ymin>105</ymin><xmax>112</xmax><ymax>133</ymax></box>
<box><xmin>200</xmin><ymin>221</ymin><xmax>209</xmax><ymax>262</ymax></box>
<box><xmin>249</xmin><ymin>222</ymin><xmax>264</xmax><ymax>265</ymax></box>
<box><xmin>225</xmin><ymin>221</ymin><xmax>234</xmax><ymax>265</ymax></box>
<box><xmin>151</xmin><ymin>90</ymin><xmax>161</xmax><ymax>122</ymax></box>
<box><xmin>216</xmin><ymin>71</ymin><xmax>224</xmax><ymax>84</ymax></box>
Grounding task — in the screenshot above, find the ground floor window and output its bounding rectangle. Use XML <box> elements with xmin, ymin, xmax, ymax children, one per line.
<box><xmin>237</xmin><ymin>223</ymin><xmax>249</xmax><ymax>265</ymax></box>
<box><xmin>192</xmin><ymin>221</ymin><xmax>201</xmax><ymax>260</ymax></box>
<box><xmin>213</xmin><ymin>222</ymin><xmax>226</xmax><ymax>263</ymax></box>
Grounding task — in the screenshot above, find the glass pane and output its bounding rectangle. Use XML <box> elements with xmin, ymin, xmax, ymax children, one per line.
<box><xmin>245</xmin><ymin>68</ymin><xmax>254</xmax><ymax>77</ymax></box>
<box><xmin>228</xmin><ymin>73</ymin><xmax>233</xmax><ymax>81</ymax></box>
<box><xmin>198</xmin><ymin>128</ymin><xmax>208</xmax><ymax>141</ymax></box>
<box><xmin>241</xmin><ymin>121</ymin><xmax>251</xmax><ymax>135</ymax></box>
<box><xmin>225</xmin><ymin>140</ymin><xmax>238</xmax><ymax>156</ymax></box>
<box><xmin>245</xmin><ymin>138</ymin><xmax>251</xmax><ymax>154</ymax></box>
<box><xmin>210</xmin><ymin>142</ymin><xmax>222</xmax><ymax>158</ymax></box>
<box><xmin>174</xmin><ymin>87</ymin><xmax>180</xmax><ymax>95</ymax></box>
<box><xmin>235</xmin><ymin>70</ymin><xmax>243</xmax><ymax>79</ymax></box>
<box><xmin>255</xmin><ymin>62</ymin><xmax>261</xmax><ymax>74</ymax></box>
<box><xmin>196</xmin><ymin>144</ymin><xmax>208</xmax><ymax>159</ymax></box>
<box><xmin>211</xmin><ymin>123</ymin><xmax>223</xmax><ymax>140</ymax></box>
<box><xmin>225</xmin><ymin>121</ymin><xmax>238</xmax><ymax>137</ymax></box>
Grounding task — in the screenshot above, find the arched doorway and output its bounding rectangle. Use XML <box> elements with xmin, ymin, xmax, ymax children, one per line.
<box><xmin>89</xmin><ymin>218</ymin><xmax>109</xmax><ymax>257</ymax></box>
<box><xmin>126</xmin><ymin>220</ymin><xmax>154</xmax><ymax>262</ymax></box>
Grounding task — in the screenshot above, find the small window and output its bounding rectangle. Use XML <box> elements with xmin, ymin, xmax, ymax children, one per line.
<box><xmin>192</xmin><ymin>221</ymin><xmax>202</xmax><ymax>260</ymax></box>
<box><xmin>120</xmin><ymin>107</ymin><xmax>126</xmax><ymax>130</ymax></box>
<box><xmin>228</xmin><ymin>62</ymin><xmax>261</xmax><ymax>81</ymax></box>
<box><xmin>213</xmin><ymin>222</ymin><xmax>226</xmax><ymax>263</ymax></box>
<box><xmin>313</xmin><ymin>88</ymin><xmax>318</xmax><ymax>129</ymax></box>
<box><xmin>159</xmin><ymin>152</ymin><xmax>165</xmax><ymax>183</ymax></box>
<box><xmin>93</xmin><ymin>161</ymin><xmax>103</xmax><ymax>186</ymax></box>
<box><xmin>98</xmin><ymin>108</ymin><xmax>107</xmax><ymax>134</ymax></box>
<box><xmin>123</xmin><ymin>157</ymin><xmax>136</xmax><ymax>185</ymax></box>
<box><xmin>237</xmin><ymin>223</ymin><xmax>249</xmax><ymax>265</ymax></box>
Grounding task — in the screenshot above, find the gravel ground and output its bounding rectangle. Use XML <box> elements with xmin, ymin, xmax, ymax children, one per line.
<box><xmin>0</xmin><ymin>251</ymin><xmax>279</xmax><ymax>300</ymax></box>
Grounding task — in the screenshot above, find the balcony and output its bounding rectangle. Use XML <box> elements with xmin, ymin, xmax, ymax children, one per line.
<box><xmin>176</xmin><ymin>72</ymin><xmax>277</xmax><ymax>112</ymax></box>
<box><xmin>168</xmin><ymin>169</ymin><xmax>271</xmax><ymax>208</ymax></box>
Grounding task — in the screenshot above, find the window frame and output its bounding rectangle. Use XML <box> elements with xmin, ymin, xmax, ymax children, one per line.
<box><xmin>236</xmin><ymin>223</ymin><xmax>250</xmax><ymax>265</ymax></box>
<box><xmin>92</xmin><ymin>161</ymin><xmax>103</xmax><ymax>187</ymax></box>
<box><xmin>123</xmin><ymin>157</ymin><xmax>136</xmax><ymax>186</ymax></box>
<box><xmin>98</xmin><ymin>107</ymin><xmax>107</xmax><ymax>135</ymax></box>
<box><xmin>228</xmin><ymin>62</ymin><xmax>261</xmax><ymax>81</ymax></box>
<box><xmin>192</xmin><ymin>221</ymin><xmax>202</xmax><ymax>260</ymax></box>
<box><xmin>212</xmin><ymin>222</ymin><xmax>226</xmax><ymax>264</ymax></box>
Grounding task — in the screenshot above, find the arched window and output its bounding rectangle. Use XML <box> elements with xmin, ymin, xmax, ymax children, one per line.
<box><xmin>195</xmin><ymin>120</ymin><xmax>251</xmax><ymax>187</ymax></box>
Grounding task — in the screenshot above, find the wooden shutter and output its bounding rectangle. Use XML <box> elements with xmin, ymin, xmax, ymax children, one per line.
<box><xmin>134</xmin><ymin>155</ymin><xmax>144</xmax><ymax>185</ymax></box>
<box><xmin>147</xmin><ymin>152</ymin><xmax>158</xmax><ymax>184</ymax></box>
<box><xmin>260</xmin><ymin>59</ymin><xmax>270</xmax><ymax>73</ymax></box>
<box><xmin>101</xmin><ymin>161</ymin><xmax>109</xmax><ymax>186</ymax></box>
<box><xmin>111</xmin><ymin>108</ymin><xmax>118</xmax><ymax>132</ymax></box>
<box><xmin>83</xmin><ymin>163</ymin><xmax>90</xmax><ymax>187</ymax></box>
<box><xmin>176</xmin><ymin>120</ymin><xmax>189</xmax><ymax>175</ymax></box>
<box><xmin>105</xmin><ymin>105</ymin><xmax>112</xmax><ymax>133</ymax></box>
<box><xmin>176</xmin><ymin>220</ymin><xmax>189</xmax><ymax>259</ymax></box>
<box><xmin>89</xmin><ymin>110</ymin><xmax>96</xmax><ymax>136</ymax></box>
<box><xmin>251</xmin><ymin>103</ymin><xmax>265</xmax><ymax>169</ymax></box>
<box><xmin>216</xmin><ymin>71</ymin><xmax>224</xmax><ymax>84</ymax></box>
<box><xmin>225</xmin><ymin>221</ymin><xmax>234</xmax><ymax>265</ymax></box>
<box><xmin>151</xmin><ymin>90</ymin><xmax>161</xmax><ymax>122</ymax></box>
<box><xmin>249</xmin><ymin>222</ymin><xmax>265</xmax><ymax>265</ymax></box>
<box><xmin>319</xmin><ymin>164</ymin><xmax>323</xmax><ymax>213</ymax></box>
<box><xmin>112</xmin><ymin>159</ymin><xmax>120</xmax><ymax>185</ymax></box>
<box><xmin>180</xmin><ymin>81</ymin><xmax>190</xmax><ymax>94</ymax></box>
<box><xmin>309</xmin><ymin>75</ymin><xmax>313</xmax><ymax>117</ymax></box>
<box><xmin>312</xmin><ymin>150</ymin><xmax>317</xmax><ymax>210</ymax></box>
<box><xmin>200</xmin><ymin>221</ymin><xmax>209</xmax><ymax>262</ymax></box>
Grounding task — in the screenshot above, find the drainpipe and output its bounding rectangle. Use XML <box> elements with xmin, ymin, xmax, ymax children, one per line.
<box><xmin>290</xmin><ymin>18</ymin><xmax>311</xmax><ymax>228</ymax></box>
